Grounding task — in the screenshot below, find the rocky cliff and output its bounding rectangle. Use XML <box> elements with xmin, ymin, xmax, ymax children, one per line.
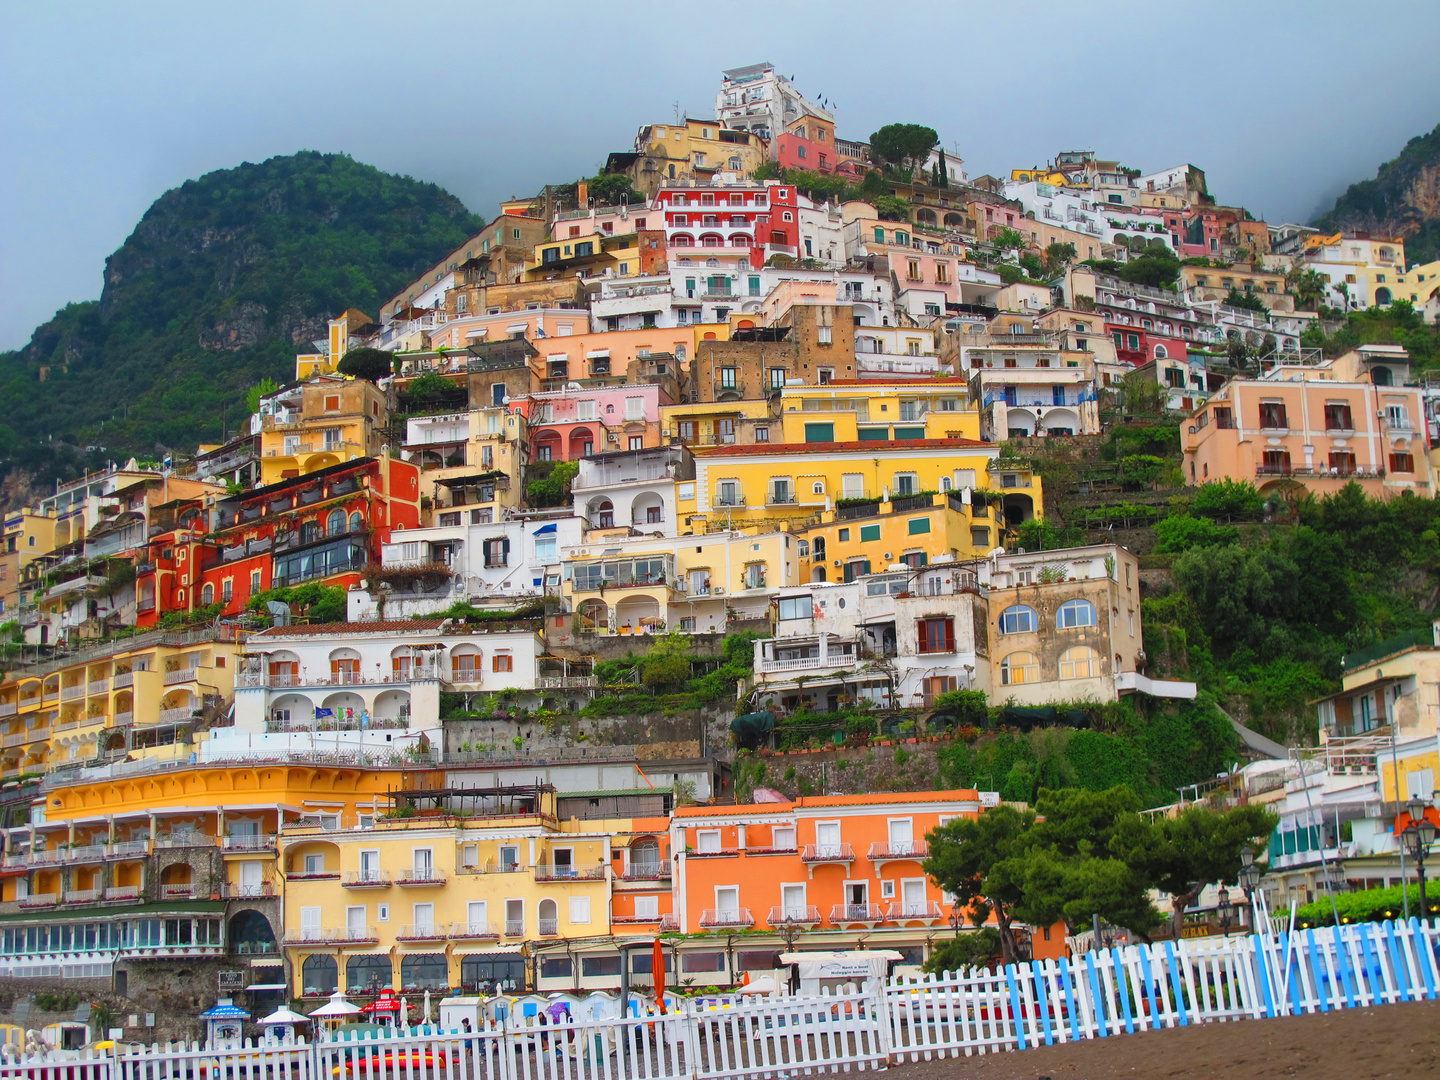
<box><xmin>1315</xmin><ymin>122</ymin><xmax>1440</xmax><ymax>265</ymax></box>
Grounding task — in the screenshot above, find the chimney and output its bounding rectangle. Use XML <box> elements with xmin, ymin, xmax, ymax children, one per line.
<box><xmin>577</xmin><ymin>180</ymin><xmax>589</xmax><ymax>208</ymax></box>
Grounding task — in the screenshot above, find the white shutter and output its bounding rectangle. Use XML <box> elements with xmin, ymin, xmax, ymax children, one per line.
<box><xmin>568</xmin><ymin>897</ymin><xmax>591</xmax><ymax>924</ymax></box>
<box><xmin>635</xmin><ymin>896</ymin><xmax>659</xmax><ymax>919</ymax></box>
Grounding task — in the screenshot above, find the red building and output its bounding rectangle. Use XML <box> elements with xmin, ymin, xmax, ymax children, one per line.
<box><xmin>131</xmin><ymin>457</ymin><xmax>422</xmax><ymax>625</ymax></box>
<box><xmin>658</xmin><ymin>181</ymin><xmax>802</xmax><ymax>271</ymax></box>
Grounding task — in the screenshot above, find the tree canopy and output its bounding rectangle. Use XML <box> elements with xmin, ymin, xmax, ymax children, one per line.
<box><xmin>337</xmin><ymin>347</ymin><xmax>394</xmax><ymax>383</ymax></box>
<box><xmin>868</xmin><ymin>124</ymin><xmax>940</xmax><ymax>172</ymax></box>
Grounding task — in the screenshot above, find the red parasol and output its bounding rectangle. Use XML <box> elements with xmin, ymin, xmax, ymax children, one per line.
<box><xmin>653</xmin><ymin>939</ymin><xmax>667</xmax><ymax>1014</ymax></box>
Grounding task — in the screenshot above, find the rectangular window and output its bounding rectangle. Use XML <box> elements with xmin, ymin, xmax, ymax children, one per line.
<box><xmin>682</xmin><ymin>952</ymin><xmax>726</xmax><ymax>973</ymax></box>
<box><xmin>624</xmin><ymin>397</ymin><xmax>645</xmax><ymax>420</ymax></box>
<box><xmin>769</xmin><ymin>367</ymin><xmax>787</xmax><ymax>390</ymax></box>
<box><xmin>1390</xmin><ymin>452</ymin><xmax>1414</xmax><ymax>473</ymax></box>
<box><xmin>818</xmin><ymin>326</ymin><xmax>833</xmax><ymax>344</ymax></box>
<box><xmin>908</xmin><ymin>517</ymin><xmax>931</xmax><ymax>535</ymax></box>
<box><xmin>803</xmin><ymin>422</ymin><xmax>834</xmax><ymax>443</ymax></box>
<box><xmin>859</xmin><ymin>524</ymin><xmax>881</xmax><ymax>542</ymax></box>
<box><xmin>1324</xmin><ymin>403</ymin><xmax>1353</xmax><ymax>430</ymax></box>
<box><xmin>755</xmin><ymin>426</ymin><xmax>770</xmax><ymax>442</ymax></box>
<box><xmin>634</xmin><ymin>896</ymin><xmax>660</xmax><ymax>919</ymax></box>
<box><xmin>569</xmin><ymin>897</ymin><xmax>591</xmax><ymax>924</ymax></box>
<box><xmin>1258</xmin><ymin>401</ymin><xmax>1287</xmax><ymax>429</ymax></box>
<box><xmin>582</xmin><ymin>956</ymin><xmax>622</xmax><ymax>977</ymax></box>
<box><xmin>777</xmin><ymin>596</ymin><xmax>811</xmax><ymax>620</ymax></box>
<box><xmin>1214</xmin><ymin>407</ymin><xmax>1235</xmax><ymax>429</ymax></box>
<box><xmin>893</xmin><ymin>473</ymin><xmax>917</xmax><ymax>496</ymax></box>
<box><xmin>576</xmin><ymin>400</ymin><xmax>597</xmax><ymax>421</ymax></box>
<box><xmin>917</xmin><ymin>617</ymin><xmax>955</xmax><ymax>654</ymax></box>
<box><xmin>720</xmin><ymin>367</ymin><xmax>738</xmax><ymax>390</ymax></box>
<box><xmin>492</xmin><ymin>654</ymin><xmax>513</xmax><ymax>673</ymax></box>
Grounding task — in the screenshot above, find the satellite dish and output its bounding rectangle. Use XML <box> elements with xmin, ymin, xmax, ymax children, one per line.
<box><xmin>266</xmin><ymin>601</ymin><xmax>292</xmax><ymax>627</ymax></box>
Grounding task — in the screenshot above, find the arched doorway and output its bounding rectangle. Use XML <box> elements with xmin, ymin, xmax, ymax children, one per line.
<box><xmin>229</xmin><ymin>910</ymin><xmax>277</xmax><ymax>956</ymax></box>
<box><xmin>346</xmin><ymin>954</ymin><xmax>393</xmax><ymax>995</ymax></box>
<box><xmin>1372</xmin><ymin>366</ymin><xmax>1393</xmax><ymax>386</ymax></box>
<box><xmin>1375</xmin><ymin>287</ymin><xmax>1392</xmax><ymax>306</ymax></box>
<box><xmin>577</xmin><ymin>599</ymin><xmax>609</xmax><ymax>632</ymax></box>
<box><xmin>302</xmin><ymin>954</ymin><xmax>338</xmax><ymax>995</ymax></box>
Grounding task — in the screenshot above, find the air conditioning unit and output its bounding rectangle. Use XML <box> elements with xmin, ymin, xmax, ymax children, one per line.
<box><xmin>712</xmin><ymin>587</ymin><xmax>725</xmax><ymax>595</ymax></box>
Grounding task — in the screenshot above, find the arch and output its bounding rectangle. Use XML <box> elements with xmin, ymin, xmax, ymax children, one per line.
<box><xmin>1153</xmin><ymin>344</ymin><xmax>1168</xmax><ymax>359</ymax></box>
<box><xmin>586</xmin><ymin>497</ymin><xmax>615</xmax><ymax>529</ymax></box>
<box><xmin>1003</xmin><ymin>408</ymin><xmax>1037</xmax><ymax>437</ymax></box>
<box><xmin>811</xmin><ymin>481</ymin><xmax>824</xmax><ymax>495</ymax></box>
<box><xmin>160</xmin><ymin>863</ymin><xmax>193</xmax><ymax>885</ymax></box>
<box><xmin>537</xmin><ymin>897</ymin><xmax>559</xmax><ymax>934</ymax></box>
<box><xmin>320</xmin><ymin>691</ymin><xmax>366</xmax><ymax>725</ymax></box>
<box><xmin>614</xmin><ymin>595</ymin><xmax>661</xmax><ymax>631</ymax></box>
<box><xmin>699</xmin><ymin>233</ymin><xmax>724</xmax><ymax>248</ymax></box>
<box><xmin>811</xmin><ymin>566</ymin><xmax>827</xmax><ymax>583</ymax></box>
<box><xmin>999</xmin><ymin>605</ymin><xmax>1036</xmax><ymax>634</ymax></box>
<box><xmin>400</xmin><ymin>953</ymin><xmax>449</xmax><ymax>991</ymax></box>
<box><xmin>200</xmin><ymin>582</ymin><xmax>215</xmax><ymax>605</ymax></box>
<box><xmin>670</xmin><ymin>234</ymin><xmax>694</xmax><ymax>247</ymax></box>
<box><xmin>577</xmin><ymin>598</ymin><xmax>609</xmax><ymax>631</ymax></box>
<box><xmin>1000</xmin><ymin>651</ymin><xmax>1039</xmax><ymax>685</ymax></box>
<box><xmin>346</xmin><ymin>954</ymin><xmax>393</xmax><ymax>995</ymax></box>
<box><xmin>229</xmin><ymin>910</ymin><xmax>277</xmax><ymax>954</ymax></box>
<box><xmin>160</xmin><ymin>689</ymin><xmax>196</xmax><ymax>718</ymax></box>
<box><xmin>727</xmin><ymin>233</ymin><xmax>753</xmax><ymax>246</ymax></box>
<box><xmin>1375</xmin><ymin>286</ymin><xmax>1392</xmax><ymax>306</ymax></box>
<box><xmin>630</xmin><ymin>836</ymin><xmax>662</xmax><ymax>871</ymax></box>
<box><xmin>326</xmin><ymin>509</ymin><xmax>347</xmax><ymax>537</ymax></box>
<box><xmin>1371</xmin><ymin>366</ymin><xmax>1392</xmax><ymax>386</ymax></box>
<box><xmin>737</xmin><ymin>319</ymin><xmax>755</xmax><ymax>329</ymax></box>
<box><xmin>940</xmin><ymin>476</ymin><xmax>952</xmax><ymax>492</ymax></box>
<box><xmin>372</xmin><ymin>689</ymin><xmax>410</xmax><ymax>723</ymax></box>
<box><xmin>1059</xmin><ymin>645</ymin><xmax>1103</xmax><ymax>680</ymax></box>
<box><xmin>349</xmin><ymin>511</ymin><xmax>364</xmax><ymax>533</ymax></box>
<box><xmin>269</xmin><ymin>692</ymin><xmax>315</xmax><ymax>727</ymax></box>
<box><xmin>1057</xmin><ymin>599</ymin><xmax>1097</xmax><ymax>629</ymax></box>
<box><xmin>1001</xmin><ymin>493</ymin><xmax>1035</xmax><ymax>526</ymax></box>
<box><xmin>631</xmin><ymin>492</ymin><xmax>665</xmax><ymax>527</ymax></box>
<box><xmin>914</xmin><ymin>207</ymin><xmax>937</xmax><ymax>224</ymax></box>
<box><xmin>1040</xmin><ymin>408</ymin><xmax>1080</xmax><ymax>436</ymax></box>
<box><xmin>812</xmin><ymin>536</ymin><xmax>826</xmax><ymax>560</ymax></box>
<box><xmin>531</xmin><ymin>429</ymin><xmax>562</xmax><ymax>461</ymax></box>
<box><xmin>302</xmin><ymin>954</ymin><xmax>338</xmax><ymax>995</ymax></box>
<box><xmin>568</xmin><ymin>427</ymin><xmax>594</xmax><ymax>457</ymax></box>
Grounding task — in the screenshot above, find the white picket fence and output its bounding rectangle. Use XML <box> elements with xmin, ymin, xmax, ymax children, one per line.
<box><xmin>0</xmin><ymin>919</ymin><xmax>1434</xmax><ymax>1079</ymax></box>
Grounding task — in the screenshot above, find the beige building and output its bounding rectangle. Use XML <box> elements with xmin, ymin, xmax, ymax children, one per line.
<box><xmin>617</xmin><ymin>120</ymin><xmax>767</xmax><ymax>195</ymax></box>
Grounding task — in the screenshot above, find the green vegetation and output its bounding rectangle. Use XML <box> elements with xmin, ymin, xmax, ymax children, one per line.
<box><xmin>867</xmin><ymin>123</ymin><xmax>940</xmax><ymax>177</ymax></box>
<box><xmin>1224</xmin><ymin>287</ymin><xmax>1268</xmax><ymax>313</ymax></box>
<box><xmin>582</xmin><ymin>632</ymin><xmax>761</xmax><ymax>717</ymax></box>
<box><xmin>1295</xmin><ymin>882</ymin><xmax>1440</xmax><ymax>927</ymax></box>
<box><xmin>1316</xmin><ymin>121</ymin><xmax>1440</xmax><ymax>264</ymax></box>
<box><xmin>246</xmin><ymin>583</ymin><xmax>348</xmax><ymax>625</ymax></box>
<box><xmin>924</xmin><ymin>787</ymin><xmax>1273</xmax><ymax>962</ymax></box>
<box><xmin>1083</xmin><ymin>250</ymin><xmax>1181</xmax><ymax>289</ymax></box>
<box><xmin>420</xmin><ymin>599</ymin><xmax>545</xmax><ymax>624</ymax></box>
<box><xmin>525</xmin><ymin>461</ymin><xmax>579</xmax><ymax>508</ymax></box>
<box><xmin>337</xmin><ymin>347</ymin><xmax>395</xmax><ymax>383</ymax></box>
<box><xmin>0</xmin><ymin>151</ymin><xmax>482</xmax><ymax>487</ymax></box>
<box><xmin>1301</xmin><ymin>299</ymin><xmax>1439</xmax><ymax>370</ymax></box>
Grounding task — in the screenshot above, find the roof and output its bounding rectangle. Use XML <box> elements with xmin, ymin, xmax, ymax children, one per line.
<box><xmin>692</xmin><ymin>438</ymin><xmax>991</xmax><ymax>457</ymax></box>
<box><xmin>816</xmin><ymin>378</ymin><xmax>970</xmax><ymax>386</ymax></box>
<box><xmin>797</xmin><ymin>789</ymin><xmax>979</xmax><ymax>808</ymax></box>
<box><xmin>255</xmin><ymin>620</ymin><xmax>447</xmax><ymax>637</ymax></box>
<box><xmin>199</xmin><ymin>1004</ymin><xmax>251</xmax><ymax>1020</ymax></box>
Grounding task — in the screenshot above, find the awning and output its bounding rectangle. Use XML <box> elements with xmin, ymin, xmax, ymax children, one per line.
<box><xmin>586</xmin><ymin>350</ymin><xmax>611</xmax><ymax>359</ymax></box>
<box><xmin>533</xmin><ymin>523</ymin><xmax>557</xmax><ymax>535</ymax></box>
<box><xmin>453</xmin><ymin>944</ymin><xmax>526</xmax><ymax>956</ymax></box>
<box><xmin>246</xmin><ymin>984</ymin><xmax>289</xmax><ymax>992</ymax></box>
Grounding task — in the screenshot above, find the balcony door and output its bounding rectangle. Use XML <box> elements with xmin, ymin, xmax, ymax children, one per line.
<box><xmin>413</xmin><ymin>903</ymin><xmax>434</xmax><ymax>935</ymax></box>
<box><xmin>345</xmin><ymin>905</ymin><xmax>366</xmax><ymax>935</ymax></box>
<box><xmin>888</xmin><ymin>818</ymin><xmax>914</xmax><ymax>855</ymax></box>
<box><xmin>239</xmin><ymin>861</ymin><xmax>264</xmax><ymax>897</ymax></box>
<box><xmin>715</xmin><ymin>886</ymin><xmax>740</xmax><ymax>919</ymax></box>
<box><xmin>901</xmin><ymin>879</ymin><xmax>926</xmax><ymax>916</ymax></box>
<box><xmin>467</xmin><ymin>900</ymin><xmax>488</xmax><ymax>935</ymax></box>
<box><xmin>359</xmin><ymin>850</ymin><xmax>381</xmax><ymax>882</ymax></box>
<box><xmin>781</xmin><ymin>883</ymin><xmax>807</xmax><ymax>920</ymax></box>
<box><xmin>815</xmin><ymin>821</ymin><xmax>841</xmax><ymax>857</ymax></box>
<box><xmin>552</xmin><ymin>848</ymin><xmax>574</xmax><ymax>877</ymax></box>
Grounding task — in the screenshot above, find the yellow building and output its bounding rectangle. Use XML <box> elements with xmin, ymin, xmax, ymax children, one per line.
<box><xmin>295</xmin><ymin>310</ymin><xmax>376</xmax><ymax>381</ymax></box>
<box><xmin>1389</xmin><ymin>259</ymin><xmax>1440</xmax><ymax>312</ymax></box>
<box><xmin>0</xmin><ymin>626</ymin><xmax>244</xmax><ymax>779</ymax></box>
<box><xmin>259</xmin><ymin>375</ymin><xmax>390</xmax><ymax>484</ymax></box>
<box><xmin>626</xmin><ymin>119</ymin><xmax>767</xmax><ymax>194</ymax></box>
<box><xmin>794</xmin><ymin>491</ymin><xmax>1000</xmax><ymax>584</ymax></box>
<box><xmin>0</xmin><ymin>758</ymin><xmax>402</xmax><ymax>1003</ymax></box>
<box><xmin>685</xmin><ymin>438</ymin><xmax>1039</xmax><ymax>536</ymax></box>
<box><xmin>776</xmin><ymin>379</ymin><xmax>981</xmax><ymax>443</ymax></box>
<box><xmin>2</xmin><ymin>510</ymin><xmax>56</xmax><ymax>619</ymax></box>
<box><xmin>660</xmin><ymin>398</ymin><xmax>774</xmax><ymax>448</ymax></box>
<box><xmin>525</xmin><ymin>231</ymin><xmax>643</xmax><ymax>283</ymax></box>
<box><xmin>280</xmin><ymin>782</ymin><xmax>613</xmax><ymax>997</ymax></box>
<box><xmin>563</xmin><ymin>528</ymin><xmax>794</xmax><ymax>634</ymax></box>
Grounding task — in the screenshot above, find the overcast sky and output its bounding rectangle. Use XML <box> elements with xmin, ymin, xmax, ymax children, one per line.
<box><xmin>3</xmin><ymin>0</ymin><xmax>1439</xmax><ymax>350</ymax></box>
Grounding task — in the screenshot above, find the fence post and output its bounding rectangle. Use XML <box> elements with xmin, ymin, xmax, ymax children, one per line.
<box><xmin>681</xmin><ymin>1002</ymin><xmax>703</xmax><ymax>1080</ymax></box>
<box><xmin>871</xmin><ymin>975</ymin><xmax>894</xmax><ymax>1064</ymax></box>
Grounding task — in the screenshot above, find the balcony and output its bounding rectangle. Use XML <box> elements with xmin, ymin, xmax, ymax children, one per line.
<box><xmin>533</xmin><ymin>864</ymin><xmax>606</xmax><ymax>882</ymax></box>
<box><xmin>284</xmin><ymin>926</ymin><xmax>378</xmax><ymax>946</ymax></box>
<box><xmin>63</xmin><ymin>888</ymin><xmax>101</xmax><ymax>905</ymax></box>
<box><xmin>18</xmin><ymin>894</ymin><xmax>57</xmax><ymax>909</ymax></box>
<box><xmin>160</xmin><ymin>884</ymin><xmax>194</xmax><ymax>900</ymax></box>
<box><xmin>221</xmin><ymin>882</ymin><xmax>276</xmax><ymax>899</ymax></box>
<box><xmin>482</xmin><ymin>860</ymin><xmax>528</xmax><ymax>875</ymax></box>
<box><xmin>868</xmin><ymin>841</ymin><xmax>929</xmax><ymax>866</ymax></box>
<box><xmin>698</xmin><ymin>908</ymin><xmax>755</xmax><ymax>929</ymax></box>
<box><xmin>886</xmin><ymin>901</ymin><xmax>944</xmax><ymax>924</ymax></box>
<box><xmin>113</xmin><ymin>672</ymin><xmax>134</xmax><ymax>688</ymax></box>
<box><xmin>163</xmin><ymin>668</ymin><xmax>199</xmax><ymax>686</ymax></box>
<box><xmin>343</xmin><ymin>870</ymin><xmax>392</xmax><ymax>888</ymax></box>
<box><xmin>104</xmin><ymin>885</ymin><xmax>140</xmax><ymax>902</ymax></box>
<box><xmin>766</xmin><ymin>492</ymin><xmax>797</xmax><ymax>506</ymax></box>
<box><xmin>504</xmin><ymin>920</ymin><xmax>526</xmax><ymax>937</ymax></box>
<box><xmin>452</xmin><ymin>922</ymin><xmax>499</xmax><ymax>940</ymax></box>
<box><xmin>0</xmin><ymin>703</ymin><xmax>14</xmax><ymax>718</ymax></box>
<box><xmin>714</xmin><ymin>495</ymin><xmax>746</xmax><ymax>507</ymax></box>
<box><xmin>159</xmin><ymin>706</ymin><xmax>197</xmax><ymax>725</ymax></box>
<box><xmin>221</xmin><ymin>834</ymin><xmax>277</xmax><ymax>852</ymax></box>
<box><xmin>107</xmin><ymin>840</ymin><xmax>150</xmax><ymax>859</ymax></box>
<box><xmin>395</xmin><ymin>869</ymin><xmax>447</xmax><ymax>887</ymax></box>
<box><xmin>286</xmin><ymin>869</ymin><xmax>340</xmax><ymax>881</ymax></box>
<box><xmin>830</xmin><ymin>903</ymin><xmax>885</xmax><ymax>925</ymax></box>
<box><xmin>538</xmin><ymin>919</ymin><xmax>559</xmax><ymax>937</ymax></box>
<box><xmin>113</xmin><ymin>711</ymin><xmax>134</xmax><ymax>726</ymax></box>
<box><xmin>155</xmin><ymin>833</ymin><xmax>210</xmax><ymax>849</ymax></box>
<box><xmin>801</xmin><ymin>843</ymin><xmax>855</xmax><ymax>864</ymax></box>
<box><xmin>767</xmin><ymin>905</ymin><xmax>821</xmax><ymax>929</ymax></box>
<box><xmin>758</xmin><ymin>648</ymin><xmax>860</xmax><ymax>675</ymax></box>
<box><xmin>622</xmin><ymin>859</ymin><xmax>672</xmax><ymax>881</ymax></box>
<box><xmin>396</xmin><ymin>924</ymin><xmax>449</xmax><ymax>942</ymax></box>
<box><xmin>61</xmin><ymin>685</ymin><xmax>85</xmax><ymax>702</ymax></box>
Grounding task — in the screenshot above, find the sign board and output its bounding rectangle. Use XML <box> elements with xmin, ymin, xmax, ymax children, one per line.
<box><xmin>979</xmin><ymin>791</ymin><xmax>1001</xmax><ymax>808</ymax></box>
<box><xmin>218</xmin><ymin>971</ymin><xmax>245</xmax><ymax>992</ymax></box>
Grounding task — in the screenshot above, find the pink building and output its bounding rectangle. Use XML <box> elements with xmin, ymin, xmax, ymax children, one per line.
<box><xmin>519</xmin><ymin>383</ymin><xmax>664</xmax><ymax>463</ymax></box>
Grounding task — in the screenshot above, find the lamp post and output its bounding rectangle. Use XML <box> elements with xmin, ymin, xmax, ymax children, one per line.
<box><xmin>1404</xmin><ymin>797</ymin><xmax>1436</xmax><ymax>918</ymax></box>
<box><xmin>948</xmin><ymin>907</ymin><xmax>964</xmax><ymax>938</ymax></box>
<box><xmin>1238</xmin><ymin>844</ymin><xmax>1262</xmax><ymax>934</ymax></box>
<box><xmin>1215</xmin><ymin>887</ymin><xmax>1234</xmax><ymax>938</ymax></box>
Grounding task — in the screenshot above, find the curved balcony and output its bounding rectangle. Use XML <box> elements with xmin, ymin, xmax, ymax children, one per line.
<box><xmin>801</xmin><ymin>843</ymin><xmax>855</xmax><ymax>864</ymax></box>
<box><xmin>698</xmin><ymin>908</ymin><xmax>754</xmax><ymax>929</ymax></box>
<box><xmin>767</xmin><ymin>905</ymin><xmax>821</xmax><ymax>929</ymax></box>
<box><xmin>830</xmin><ymin>903</ymin><xmax>884</xmax><ymax>926</ymax></box>
<box><xmin>342</xmin><ymin>870</ymin><xmax>392</xmax><ymax>888</ymax></box>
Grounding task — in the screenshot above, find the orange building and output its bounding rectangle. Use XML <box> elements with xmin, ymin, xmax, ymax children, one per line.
<box><xmin>670</xmin><ymin>790</ymin><xmax>1066</xmax><ymax>977</ymax></box>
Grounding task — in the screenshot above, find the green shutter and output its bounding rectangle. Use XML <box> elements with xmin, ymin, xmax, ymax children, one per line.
<box><xmin>857</xmin><ymin>428</ymin><xmax>888</xmax><ymax>441</ymax></box>
<box><xmin>908</xmin><ymin>517</ymin><xmax>931</xmax><ymax>535</ymax></box>
<box><xmin>893</xmin><ymin>426</ymin><xmax>925</xmax><ymax>440</ymax></box>
<box><xmin>860</xmin><ymin>524</ymin><xmax>881</xmax><ymax>542</ymax></box>
<box><xmin>874</xmin><ymin>227</ymin><xmax>885</xmax><ymax>243</ymax></box>
<box><xmin>803</xmin><ymin>423</ymin><xmax>835</xmax><ymax>443</ymax></box>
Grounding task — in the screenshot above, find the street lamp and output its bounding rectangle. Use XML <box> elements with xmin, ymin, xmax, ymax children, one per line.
<box><xmin>1215</xmin><ymin>887</ymin><xmax>1234</xmax><ymax>938</ymax></box>
<box><xmin>948</xmin><ymin>907</ymin><xmax>965</xmax><ymax>938</ymax></box>
<box><xmin>1404</xmin><ymin>797</ymin><xmax>1436</xmax><ymax>917</ymax></box>
<box><xmin>1237</xmin><ymin>844</ymin><xmax>1263</xmax><ymax>934</ymax></box>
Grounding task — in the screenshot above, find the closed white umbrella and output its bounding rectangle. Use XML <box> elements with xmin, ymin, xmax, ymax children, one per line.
<box><xmin>309</xmin><ymin>991</ymin><xmax>362</xmax><ymax>1018</ymax></box>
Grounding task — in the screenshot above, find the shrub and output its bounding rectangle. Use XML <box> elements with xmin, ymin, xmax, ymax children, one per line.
<box><xmin>1296</xmin><ymin>883</ymin><xmax>1440</xmax><ymax>927</ymax></box>
<box><xmin>1153</xmin><ymin>514</ymin><xmax>1240</xmax><ymax>553</ymax></box>
<box><xmin>336</xmin><ymin>347</ymin><xmax>394</xmax><ymax>382</ymax></box>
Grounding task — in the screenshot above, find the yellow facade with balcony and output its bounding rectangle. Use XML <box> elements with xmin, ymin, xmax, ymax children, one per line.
<box><xmin>259</xmin><ymin>377</ymin><xmax>389</xmax><ymax>484</ymax></box>
<box><xmin>0</xmin><ymin>628</ymin><xmax>244</xmax><ymax>779</ymax></box>
<box><xmin>280</xmin><ymin>784</ymin><xmax>612</xmax><ymax>997</ymax></box>
<box><xmin>777</xmin><ymin>379</ymin><xmax>980</xmax><ymax>443</ymax></box>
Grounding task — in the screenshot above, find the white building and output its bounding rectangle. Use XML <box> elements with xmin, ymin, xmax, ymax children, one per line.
<box><xmin>230</xmin><ymin>621</ymin><xmax>543</xmax><ymax>750</ymax></box>
<box><xmin>571</xmin><ymin>446</ymin><xmax>692</xmax><ymax>537</ymax></box>
<box><xmin>716</xmin><ymin>62</ymin><xmax>833</xmax><ymax>146</ymax></box>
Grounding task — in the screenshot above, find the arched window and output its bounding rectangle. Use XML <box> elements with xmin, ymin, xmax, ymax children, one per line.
<box><xmin>797</xmin><ymin>540</ymin><xmax>809</xmax><ymax>557</ymax></box>
<box><xmin>327</xmin><ymin>509</ymin><xmax>346</xmax><ymax>536</ymax></box>
<box><xmin>940</xmin><ymin>476</ymin><xmax>952</xmax><ymax>491</ymax></box>
<box><xmin>1059</xmin><ymin>646</ymin><xmax>1102</xmax><ymax>680</ymax></box>
<box><xmin>302</xmin><ymin>954</ymin><xmax>338</xmax><ymax>995</ymax></box>
<box><xmin>400</xmin><ymin>953</ymin><xmax>449</xmax><ymax>990</ymax></box>
<box><xmin>537</xmin><ymin>898</ymin><xmax>559</xmax><ymax>934</ymax></box>
<box><xmin>300</xmin><ymin>520</ymin><xmax>321</xmax><ymax>545</ymax></box>
<box><xmin>813</xmin><ymin>537</ymin><xmax>826</xmax><ymax>559</ymax></box>
<box><xmin>1000</xmin><ymin>652</ymin><xmax>1039</xmax><ymax>685</ymax></box>
<box><xmin>1154</xmin><ymin>344</ymin><xmax>1168</xmax><ymax>359</ymax></box>
<box><xmin>346</xmin><ymin>954</ymin><xmax>393</xmax><ymax>995</ymax></box>
<box><xmin>812</xmin><ymin>481</ymin><xmax>824</xmax><ymax>495</ymax></box>
<box><xmin>999</xmin><ymin>605</ymin><xmax>1036</xmax><ymax>634</ymax></box>
<box><xmin>630</xmin><ymin>837</ymin><xmax>661</xmax><ymax>874</ymax></box>
<box><xmin>1056</xmin><ymin>599</ymin><xmax>1097</xmax><ymax>629</ymax></box>
<box><xmin>201</xmin><ymin>583</ymin><xmax>215</xmax><ymax>605</ymax></box>
<box><xmin>349</xmin><ymin>512</ymin><xmax>364</xmax><ymax>533</ymax></box>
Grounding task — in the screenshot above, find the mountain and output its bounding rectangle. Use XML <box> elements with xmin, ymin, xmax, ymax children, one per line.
<box><xmin>0</xmin><ymin>151</ymin><xmax>482</xmax><ymax>487</ymax></box>
<box><xmin>1314</xmin><ymin>122</ymin><xmax>1440</xmax><ymax>264</ymax></box>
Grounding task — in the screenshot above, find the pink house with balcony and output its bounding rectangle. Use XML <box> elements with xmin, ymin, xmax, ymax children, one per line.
<box><xmin>517</xmin><ymin>383</ymin><xmax>664</xmax><ymax>463</ymax></box>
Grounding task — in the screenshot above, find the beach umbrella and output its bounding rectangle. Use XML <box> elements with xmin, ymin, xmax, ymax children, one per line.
<box><xmin>653</xmin><ymin>939</ymin><xmax>667</xmax><ymax>1014</ymax></box>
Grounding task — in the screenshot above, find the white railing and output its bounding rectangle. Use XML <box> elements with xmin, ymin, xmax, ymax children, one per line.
<box><xmin>758</xmin><ymin>652</ymin><xmax>859</xmax><ymax>673</ymax></box>
<box><xmin>2</xmin><ymin>923</ymin><xmax>1438</xmax><ymax>1077</ymax></box>
<box><xmin>113</xmin><ymin>711</ymin><xmax>134</xmax><ymax>726</ymax></box>
<box><xmin>164</xmin><ymin>668</ymin><xmax>199</xmax><ymax>685</ymax></box>
<box><xmin>88</xmin><ymin>679</ymin><xmax>109</xmax><ymax>695</ymax></box>
<box><xmin>61</xmin><ymin>685</ymin><xmax>85</xmax><ymax>701</ymax></box>
<box><xmin>158</xmin><ymin>706</ymin><xmax>196</xmax><ymax>724</ymax></box>
<box><xmin>113</xmin><ymin>672</ymin><xmax>134</xmax><ymax>688</ymax></box>
<box><xmin>221</xmin><ymin>833</ymin><xmax>278</xmax><ymax>850</ymax></box>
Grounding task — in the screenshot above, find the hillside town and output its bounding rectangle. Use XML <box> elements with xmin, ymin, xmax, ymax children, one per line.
<box><xmin>1</xmin><ymin>62</ymin><xmax>1439</xmax><ymax>1042</ymax></box>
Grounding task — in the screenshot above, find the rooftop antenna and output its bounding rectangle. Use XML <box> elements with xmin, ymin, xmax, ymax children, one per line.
<box><xmin>673</xmin><ymin>101</ymin><xmax>682</xmax><ymax>123</ymax></box>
